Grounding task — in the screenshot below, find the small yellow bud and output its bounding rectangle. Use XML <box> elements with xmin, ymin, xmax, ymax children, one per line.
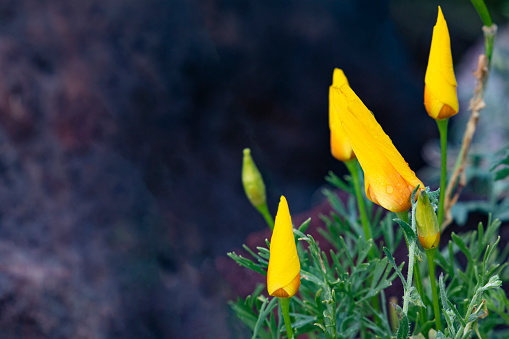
<box><xmin>415</xmin><ymin>191</ymin><xmax>441</xmax><ymax>250</ymax></box>
<box><xmin>242</xmin><ymin>148</ymin><xmax>267</xmax><ymax>209</ymax></box>
<box><xmin>424</xmin><ymin>6</ymin><xmax>459</xmax><ymax>120</ymax></box>
<box><xmin>267</xmin><ymin>196</ymin><xmax>301</xmax><ymax>298</ymax></box>
<box><xmin>329</xmin><ymin>68</ymin><xmax>355</xmax><ymax>162</ymax></box>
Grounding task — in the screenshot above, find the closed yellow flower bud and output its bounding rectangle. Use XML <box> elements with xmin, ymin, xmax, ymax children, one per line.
<box><xmin>331</xmin><ymin>85</ymin><xmax>424</xmax><ymax>213</ymax></box>
<box><xmin>267</xmin><ymin>196</ymin><xmax>301</xmax><ymax>298</ymax></box>
<box><xmin>329</xmin><ymin>68</ymin><xmax>355</xmax><ymax>162</ymax></box>
<box><xmin>424</xmin><ymin>6</ymin><xmax>459</xmax><ymax>120</ymax></box>
<box><xmin>415</xmin><ymin>191</ymin><xmax>441</xmax><ymax>250</ymax></box>
<box><xmin>242</xmin><ymin>148</ymin><xmax>267</xmax><ymax>209</ymax></box>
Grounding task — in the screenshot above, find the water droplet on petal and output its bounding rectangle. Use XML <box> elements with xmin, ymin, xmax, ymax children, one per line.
<box><xmin>386</xmin><ymin>185</ymin><xmax>394</xmax><ymax>194</ymax></box>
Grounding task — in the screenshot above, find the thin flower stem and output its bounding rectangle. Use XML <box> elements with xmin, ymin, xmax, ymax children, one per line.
<box><xmin>345</xmin><ymin>159</ymin><xmax>381</xmax><ymax>324</ymax></box>
<box><xmin>403</xmin><ymin>242</ymin><xmax>416</xmax><ymax>315</ymax></box>
<box><xmin>469</xmin><ymin>0</ymin><xmax>495</xmax><ymax>79</ymax></box>
<box><xmin>436</xmin><ymin>118</ymin><xmax>448</xmax><ymax>225</ymax></box>
<box><xmin>414</xmin><ymin>262</ymin><xmax>426</xmax><ymax>324</ymax></box>
<box><xmin>396</xmin><ymin>211</ymin><xmax>426</xmax><ymax>325</ymax></box>
<box><xmin>257</xmin><ymin>203</ymin><xmax>274</xmax><ymax>230</ymax></box>
<box><xmin>345</xmin><ymin>160</ymin><xmax>372</xmax><ymax>245</ymax></box>
<box><xmin>470</xmin><ymin>0</ymin><xmax>492</xmax><ymax>27</ymax></box>
<box><xmin>483</xmin><ymin>25</ymin><xmax>496</xmax><ymax>72</ymax></box>
<box><xmin>426</xmin><ymin>248</ymin><xmax>442</xmax><ymax>332</ymax></box>
<box><xmin>279</xmin><ymin>297</ymin><xmax>294</xmax><ymax>339</ymax></box>
<box><xmin>413</xmin><ymin>259</ymin><xmax>427</xmax><ymax>325</ymax></box>
<box><xmin>402</xmin><ymin>203</ymin><xmax>417</xmax><ymax>315</ymax></box>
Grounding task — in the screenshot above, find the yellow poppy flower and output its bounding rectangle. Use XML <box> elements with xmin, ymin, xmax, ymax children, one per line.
<box><xmin>267</xmin><ymin>196</ymin><xmax>301</xmax><ymax>298</ymax></box>
<box><xmin>331</xmin><ymin>85</ymin><xmax>424</xmax><ymax>212</ymax></box>
<box><xmin>329</xmin><ymin>68</ymin><xmax>355</xmax><ymax>162</ymax></box>
<box><xmin>415</xmin><ymin>191</ymin><xmax>441</xmax><ymax>249</ymax></box>
<box><xmin>424</xmin><ymin>6</ymin><xmax>459</xmax><ymax>120</ymax></box>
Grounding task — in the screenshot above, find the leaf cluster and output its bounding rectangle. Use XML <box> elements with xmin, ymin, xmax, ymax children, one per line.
<box><xmin>432</xmin><ymin>216</ymin><xmax>509</xmax><ymax>338</ymax></box>
<box><xmin>228</xmin><ymin>173</ymin><xmax>509</xmax><ymax>339</ymax></box>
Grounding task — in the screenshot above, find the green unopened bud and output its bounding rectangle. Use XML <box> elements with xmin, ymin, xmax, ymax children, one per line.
<box><xmin>415</xmin><ymin>191</ymin><xmax>440</xmax><ymax>250</ymax></box>
<box><xmin>242</xmin><ymin>148</ymin><xmax>267</xmax><ymax>209</ymax></box>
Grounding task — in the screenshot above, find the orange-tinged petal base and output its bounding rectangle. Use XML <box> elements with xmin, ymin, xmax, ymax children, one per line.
<box><xmin>424</xmin><ymin>85</ymin><xmax>458</xmax><ymax>120</ymax></box>
<box><xmin>419</xmin><ymin>232</ymin><xmax>441</xmax><ymax>250</ymax></box>
<box><xmin>365</xmin><ymin>169</ymin><xmax>419</xmax><ymax>213</ymax></box>
<box><xmin>270</xmin><ymin>274</ymin><xmax>301</xmax><ymax>298</ymax></box>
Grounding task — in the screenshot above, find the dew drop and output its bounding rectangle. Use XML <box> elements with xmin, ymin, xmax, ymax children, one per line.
<box><xmin>386</xmin><ymin>185</ymin><xmax>394</xmax><ymax>194</ymax></box>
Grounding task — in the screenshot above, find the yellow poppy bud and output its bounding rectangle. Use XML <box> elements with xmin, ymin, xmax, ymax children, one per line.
<box><xmin>267</xmin><ymin>196</ymin><xmax>301</xmax><ymax>298</ymax></box>
<box><xmin>331</xmin><ymin>85</ymin><xmax>424</xmax><ymax>212</ymax></box>
<box><xmin>424</xmin><ymin>6</ymin><xmax>459</xmax><ymax>120</ymax></box>
<box><xmin>329</xmin><ymin>68</ymin><xmax>355</xmax><ymax>162</ymax></box>
<box><xmin>242</xmin><ymin>148</ymin><xmax>267</xmax><ymax>209</ymax></box>
<box><xmin>415</xmin><ymin>191</ymin><xmax>441</xmax><ymax>249</ymax></box>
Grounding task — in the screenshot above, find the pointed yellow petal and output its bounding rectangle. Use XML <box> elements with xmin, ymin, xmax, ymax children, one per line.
<box><xmin>329</xmin><ymin>69</ymin><xmax>355</xmax><ymax>162</ymax></box>
<box><xmin>331</xmin><ymin>85</ymin><xmax>423</xmax><ymax>212</ymax></box>
<box><xmin>332</xmin><ymin>68</ymin><xmax>349</xmax><ymax>88</ymax></box>
<box><xmin>424</xmin><ymin>6</ymin><xmax>459</xmax><ymax>119</ymax></box>
<box><xmin>267</xmin><ymin>196</ymin><xmax>301</xmax><ymax>297</ymax></box>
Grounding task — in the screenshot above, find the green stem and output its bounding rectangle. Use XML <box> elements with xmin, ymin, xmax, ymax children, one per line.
<box><xmin>403</xmin><ymin>242</ymin><xmax>416</xmax><ymax>315</ymax></box>
<box><xmin>483</xmin><ymin>25</ymin><xmax>496</xmax><ymax>70</ymax></box>
<box><xmin>279</xmin><ymin>297</ymin><xmax>294</xmax><ymax>339</ymax></box>
<box><xmin>396</xmin><ymin>211</ymin><xmax>427</xmax><ymax>325</ymax></box>
<box><xmin>345</xmin><ymin>160</ymin><xmax>372</xmax><ymax>245</ymax></box>
<box><xmin>345</xmin><ymin>159</ymin><xmax>381</xmax><ymax>329</ymax></box>
<box><xmin>426</xmin><ymin>248</ymin><xmax>442</xmax><ymax>332</ymax></box>
<box><xmin>257</xmin><ymin>203</ymin><xmax>274</xmax><ymax>230</ymax></box>
<box><xmin>470</xmin><ymin>0</ymin><xmax>493</xmax><ymax>27</ymax></box>
<box><xmin>436</xmin><ymin>118</ymin><xmax>449</xmax><ymax>225</ymax></box>
<box><xmin>414</xmin><ymin>261</ymin><xmax>427</xmax><ymax>326</ymax></box>
<box><xmin>402</xmin><ymin>203</ymin><xmax>418</xmax><ymax>315</ymax></box>
<box><xmin>471</xmin><ymin>0</ymin><xmax>496</xmax><ymax>97</ymax></box>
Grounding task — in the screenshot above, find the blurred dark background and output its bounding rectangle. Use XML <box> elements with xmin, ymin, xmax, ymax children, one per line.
<box><xmin>0</xmin><ymin>0</ymin><xmax>506</xmax><ymax>338</ymax></box>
